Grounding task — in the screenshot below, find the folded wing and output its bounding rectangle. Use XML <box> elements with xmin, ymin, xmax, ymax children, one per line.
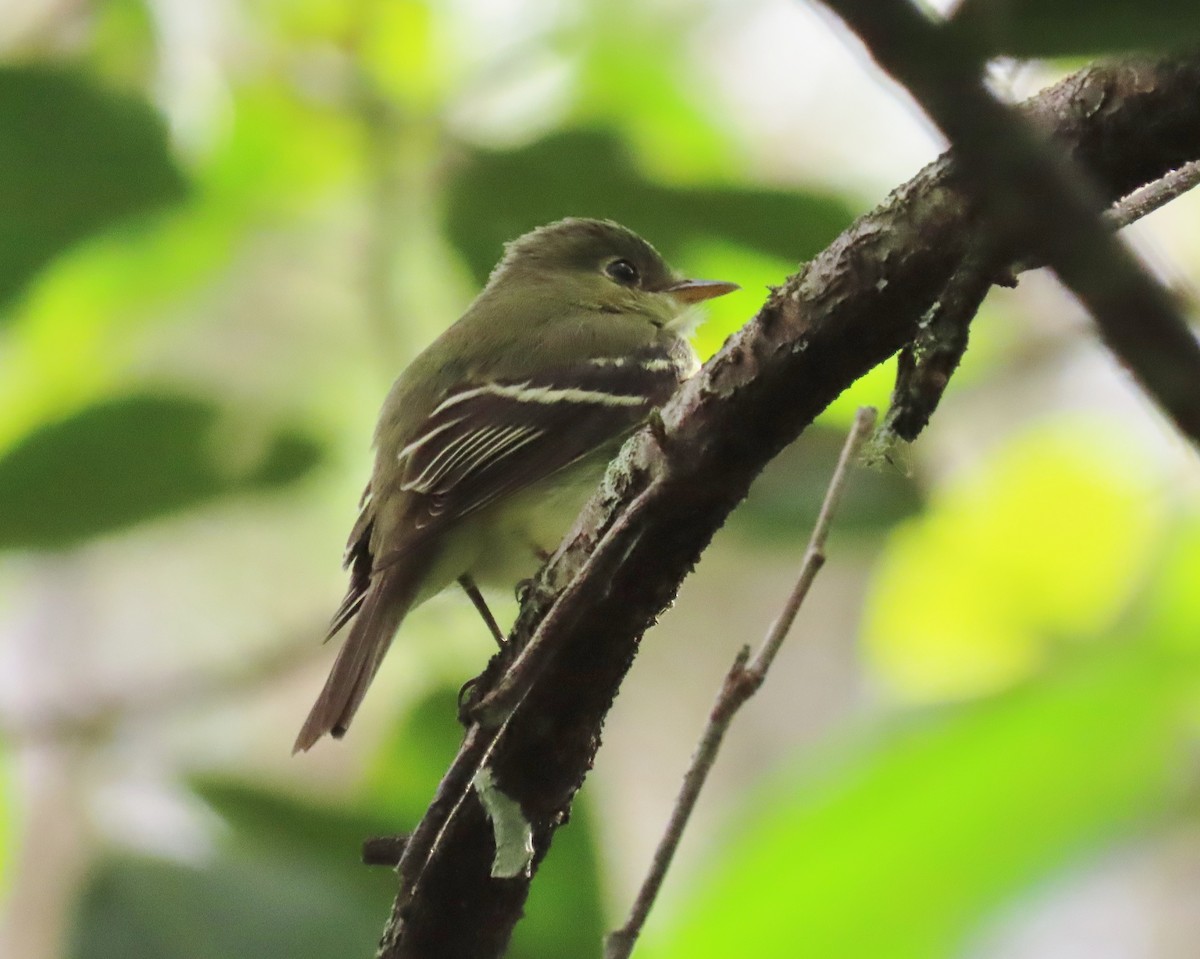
<box><xmin>295</xmin><ymin>342</ymin><xmax>693</xmax><ymax>751</ymax></box>
<box><xmin>398</xmin><ymin>343</ymin><xmax>692</xmax><ymax>525</ymax></box>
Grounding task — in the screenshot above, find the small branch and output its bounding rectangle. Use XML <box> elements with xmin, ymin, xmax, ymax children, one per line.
<box><xmin>604</xmin><ymin>407</ymin><xmax>876</xmax><ymax>959</ymax></box>
<box><xmin>1010</xmin><ymin>161</ymin><xmax>1200</xmax><ymax>280</ymax></box>
<box><xmin>887</xmin><ymin>155</ymin><xmax>1200</xmax><ymax>444</ymax></box>
<box><xmin>1106</xmin><ymin>159</ymin><xmax>1200</xmax><ymax>231</ymax></box>
<box><xmin>742</xmin><ymin>408</ymin><xmax>877</xmax><ymax>680</ymax></box>
<box><xmin>819</xmin><ymin>0</ymin><xmax>1200</xmax><ymax>448</ymax></box>
<box><xmin>389</xmin><ymin>722</ymin><xmax>496</xmax><ymax>891</ymax></box>
<box><xmin>884</xmin><ymin>244</ymin><xmax>998</xmax><ymax>442</ymax></box>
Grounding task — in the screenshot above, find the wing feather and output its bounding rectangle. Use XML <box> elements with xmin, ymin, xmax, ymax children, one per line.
<box><xmin>398</xmin><ymin>343</ymin><xmax>691</xmax><ymax>524</ymax></box>
<box><xmin>303</xmin><ymin>340</ymin><xmax>695</xmax><ymax>748</ymax></box>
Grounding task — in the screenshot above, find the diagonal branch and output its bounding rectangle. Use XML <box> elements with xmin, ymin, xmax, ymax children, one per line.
<box><xmin>819</xmin><ymin>0</ymin><xmax>1200</xmax><ymax>446</ymax></box>
<box><xmin>1106</xmin><ymin>158</ymin><xmax>1200</xmax><ymax>231</ymax></box>
<box><xmin>378</xmin><ymin>52</ymin><xmax>1200</xmax><ymax>959</ymax></box>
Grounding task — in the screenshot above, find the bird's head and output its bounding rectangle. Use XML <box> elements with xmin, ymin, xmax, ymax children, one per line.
<box><xmin>485</xmin><ymin>218</ymin><xmax>738</xmax><ymax>332</ymax></box>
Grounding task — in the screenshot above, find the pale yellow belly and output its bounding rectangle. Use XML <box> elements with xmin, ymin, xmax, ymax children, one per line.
<box><xmin>413</xmin><ymin>457</ymin><xmax>608</xmax><ymax>606</ymax></box>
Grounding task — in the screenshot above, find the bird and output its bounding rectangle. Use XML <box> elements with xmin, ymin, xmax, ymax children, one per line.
<box><xmin>294</xmin><ymin>218</ymin><xmax>738</xmax><ymax>752</ymax></box>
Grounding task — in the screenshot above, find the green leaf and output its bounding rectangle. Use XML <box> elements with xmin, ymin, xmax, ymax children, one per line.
<box><xmin>195</xmin><ymin>779</ymin><xmax>401</xmax><ymax>893</ymax></box>
<box><xmin>0</xmin><ymin>65</ymin><xmax>187</xmax><ymax>314</ymax></box>
<box><xmin>951</xmin><ymin>0</ymin><xmax>1200</xmax><ymax>57</ymax></box>
<box><xmin>443</xmin><ymin>129</ymin><xmax>856</xmax><ymax>286</ymax></box>
<box><xmin>0</xmin><ymin>393</ymin><xmax>322</xmax><ymax>551</ymax></box>
<box><xmin>864</xmin><ymin>422</ymin><xmax>1165</xmax><ymax>700</ymax></box>
<box><xmin>69</xmin><ymin>854</ymin><xmax>383</xmax><ymax>959</ymax></box>
<box><xmin>68</xmin><ymin>780</ymin><xmax>399</xmax><ymax>959</ymax></box>
<box><xmin>646</xmin><ymin>643</ymin><xmax>1195</xmax><ymax>959</ymax></box>
<box><xmin>69</xmin><ymin>796</ymin><xmax>393</xmax><ymax>959</ymax></box>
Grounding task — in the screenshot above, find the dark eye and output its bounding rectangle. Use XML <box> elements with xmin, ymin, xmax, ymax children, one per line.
<box><xmin>605</xmin><ymin>258</ymin><xmax>640</xmax><ymax>286</ymax></box>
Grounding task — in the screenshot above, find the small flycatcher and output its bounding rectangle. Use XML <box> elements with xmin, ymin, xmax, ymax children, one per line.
<box><xmin>295</xmin><ymin>218</ymin><xmax>737</xmax><ymax>751</ymax></box>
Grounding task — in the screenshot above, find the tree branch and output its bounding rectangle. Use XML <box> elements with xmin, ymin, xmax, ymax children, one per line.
<box><xmin>884</xmin><ymin>241</ymin><xmax>999</xmax><ymax>441</ymax></box>
<box><xmin>820</xmin><ymin>0</ymin><xmax>1200</xmax><ymax>445</ymax></box>
<box><xmin>377</xmin><ymin>52</ymin><xmax>1200</xmax><ymax>959</ymax></box>
<box><xmin>1106</xmin><ymin>158</ymin><xmax>1200</xmax><ymax>230</ymax></box>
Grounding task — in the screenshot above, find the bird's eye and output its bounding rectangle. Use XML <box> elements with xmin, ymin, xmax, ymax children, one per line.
<box><xmin>605</xmin><ymin>258</ymin><xmax>640</xmax><ymax>286</ymax></box>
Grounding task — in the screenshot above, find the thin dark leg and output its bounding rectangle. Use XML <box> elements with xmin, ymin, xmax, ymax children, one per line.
<box><xmin>458</xmin><ymin>574</ymin><xmax>505</xmax><ymax>646</ymax></box>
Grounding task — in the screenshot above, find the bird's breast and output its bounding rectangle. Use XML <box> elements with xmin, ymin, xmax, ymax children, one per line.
<box><xmin>462</xmin><ymin>456</ymin><xmax>610</xmax><ymax>587</ymax></box>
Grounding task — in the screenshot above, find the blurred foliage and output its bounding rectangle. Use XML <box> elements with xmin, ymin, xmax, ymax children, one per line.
<box><xmin>0</xmin><ymin>394</ymin><xmax>322</xmax><ymax>551</ymax></box>
<box><xmin>88</xmin><ymin>0</ymin><xmax>156</xmax><ymax>87</ymax></box>
<box><xmin>645</xmin><ymin>512</ymin><xmax>1200</xmax><ymax>958</ymax></box>
<box><xmin>952</xmin><ymin>0</ymin><xmax>1200</xmax><ymax>56</ymax></box>
<box><xmin>196</xmin><ymin>780</ymin><xmax>399</xmax><ymax>884</ymax></box>
<box><xmin>0</xmin><ymin>77</ymin><xmax>354</xmax><ymax>453</ymax></box>
<box><xmin>444</xmin><ymin>129</ymin><xmax>855</xmax><ymax>287</ymax></box>
<box><xmin>364</xmin><ymin>685</ymin><xmax>467</xmax><ymax>821</ymax></box>
<box><xmin>1141</xmin><ymin>515</ymin><xmax>1200</xmax><ymax>650</ymax></box>
<box><xmin>69</xmin><ymin>824</ymin><xmax>391</xmax><ymax>959</ymax></box>
<box><xmin>67</xmin><ymin>692</ymin><xmax>431</xmax><ymax>959</ymax></box>
<box><xmin>0</xmin><ymin>747</ymin><xmax>12</xmax><ymax>899</ymax></box>
<box><xmin>0</xmin><ymin>65</ymin><xmax>186</xmax><ymax>316</ymax></box>
<box><xmin>640</xmin><ymin>425</ymin><xmax>1199</xmax><ymax>958</ymax></box>
<box><xmin>864</xmin><ymin>421</ymin><xmax>1165</xmax><ymax>700</ymax></box>
<box><xmin>647</xmin><ymin>642</ymin><xmax>1194</xmax><ymax>959</ymax></box>
<box><xmin>731</xmin><ymin>424</ymin><xmax>923</xmax><ymax>544</ymax></box>
<box><xmin>509</xmin><ymin>806</ymin><xmax>605</xmax><ymax>959</ymax></box>
<box><xmin>67</xmin><ymin>684</ymin><xmax>607</xmax><ymax>959</ymax></box>
<box><xmin>2</xmin><ymin>1</ymin><xmax>1200</xmax><ymax>958</ymax></box>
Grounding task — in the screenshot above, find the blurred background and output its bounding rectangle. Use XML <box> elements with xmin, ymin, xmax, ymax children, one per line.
<box><xmin>1</xmin><ymin>1</ymin><xmax>1199</xmax><ymax>957</ymax></box>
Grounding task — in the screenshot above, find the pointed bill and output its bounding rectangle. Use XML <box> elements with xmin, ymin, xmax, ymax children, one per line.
<box><xmin>664</xmin><ymin>278</ymin><xmax>740</xmax><ymax>304</ymax></box>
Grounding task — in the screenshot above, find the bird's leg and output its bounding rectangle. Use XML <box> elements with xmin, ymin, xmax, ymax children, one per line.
<box><xmin>646</xmin><ymin>408</ymin><xmax>670</xmax><ymax>450</ymax></box>
<box><xmin>514</xmin><ymin>577</ymin><xmax>536</xmax><ymax>606</ymax></box>
<box><xmin>510</xmin><ymin>543</ymin><xmax>552</xmax><ymax>607</ymax></box>
<box><xmin>458</xmin><ymin>574</ymin><xmax>506</xmax><ymax>646</ymax></box>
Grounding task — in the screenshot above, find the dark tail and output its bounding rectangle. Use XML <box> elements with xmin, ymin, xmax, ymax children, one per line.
<box><xmin>293</xmin><ymin>558</ymin><xmax>424</xmax><ymax>753</ymax></box>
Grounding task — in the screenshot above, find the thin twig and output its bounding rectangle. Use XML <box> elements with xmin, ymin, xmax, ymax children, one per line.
<box><xmin>1106</xmin><ymin>159</ymin><xmax>1200</xmax><ymax>231</ymax></box>
<box><xmin>885</xmin><ymin>242</ymin><xmax>996</xmax><ymax>442</ymax></box>
<box><xmin>603</xmin><ymin>406</ymin><xmax>877</xmax><ymax>959</ymax></box>
<box><xmin>362</xmin><ymin>834</ymin><xmax>409</xmax><ymax>867</ymax></box>
<box><xmin>1013</xmin><ymin>160</ymin><xmax>1200</xmax><ymax>278</ymax></box>
<box><xmin>389</xmin><ymin>723</ymin><xmax>494</xmax><ymax>884</ymax></box>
